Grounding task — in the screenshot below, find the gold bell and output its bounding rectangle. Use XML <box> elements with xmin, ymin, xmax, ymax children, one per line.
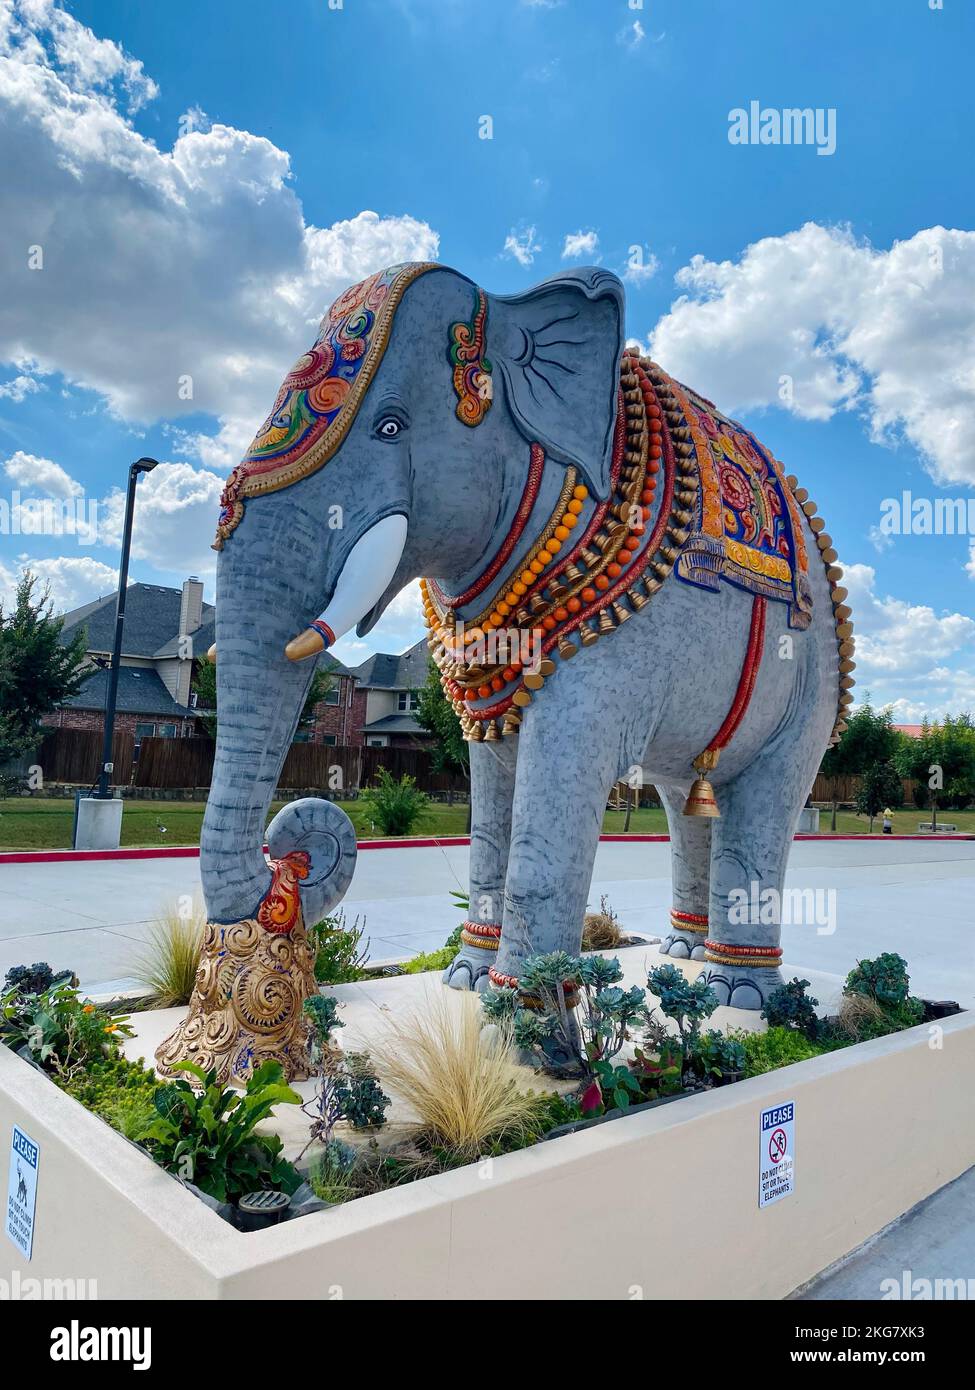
<box><xmin>683</xmin><ymin>750</ymin><xmax>721</xmax><ymax>818</ymax></box>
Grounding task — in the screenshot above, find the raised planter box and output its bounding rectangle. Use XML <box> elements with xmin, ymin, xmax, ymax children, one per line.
<box><xmin>2</xmin><ymin>1010</ymin><xmax>973</xmax><ymax>1300</ymax></box>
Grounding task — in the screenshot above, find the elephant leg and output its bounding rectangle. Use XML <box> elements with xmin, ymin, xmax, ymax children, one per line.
<box><xmin>656</xmin><ymin>784</ymin><xmax>711</xmax><ymax>961</ymax></box>
<box><xmin>493</xmin><ymin>702</ymin><xmax>621</xmax><ymax>984</ymax></box>
<box><xmin>444</xmin><ymin>733</ymin><xmax>518</xmax><ymax>992</ymax></box>
<box><xmin>700</xmin><ymin>732</ymin><xmax>822</xmax><ymax>1010</ymax></box>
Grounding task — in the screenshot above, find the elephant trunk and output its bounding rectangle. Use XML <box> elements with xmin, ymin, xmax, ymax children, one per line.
<box><xmin>200</xmin><ymin>507</ymin><xmax>360</xmax><ymax>926</ymax></box>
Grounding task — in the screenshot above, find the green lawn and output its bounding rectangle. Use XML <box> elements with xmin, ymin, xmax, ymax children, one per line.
<box><xmin>0</xmin><ymin>798</ymin><xmax>971</xmax><ymax>852</ymax></box>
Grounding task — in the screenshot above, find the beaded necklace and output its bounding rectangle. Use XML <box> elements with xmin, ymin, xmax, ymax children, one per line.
<box><xmin>421</xmin><ymin>352</ymin><xmax>698</xmax><ymax>739</ymax></box>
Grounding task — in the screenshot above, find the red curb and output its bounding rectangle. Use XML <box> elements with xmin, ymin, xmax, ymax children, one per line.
<box><xmin>1</xmin><ymin>831</ymin><xmax>971</xmax><ymax>865</ymax></box>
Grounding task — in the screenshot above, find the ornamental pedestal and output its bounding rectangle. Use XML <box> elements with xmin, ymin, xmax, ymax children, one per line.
<box><xmin>155</xmin><ymin>852</ymin><xmax>316</xmax><ymax>1086</ymax></box>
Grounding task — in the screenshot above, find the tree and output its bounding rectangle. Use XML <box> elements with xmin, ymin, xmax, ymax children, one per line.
<box><xmin>0</xmin><ymin>574</ymin><xmax>89</xmax><ymax>794</ymax></box>
<box><xmin>854</xmin><ymin>760</ymin><xmax>903</xmax><ymax>832</ymax></box>
<box><xmin>416</xmin><ymin>659</ymin><xmax>471</xmax><ymax>831</ymax></box>
<box><xmin>818</xmin><ymin>698</ymin><xmax>901</xmax><ymax>831</ymax></box>
<box><xmin>895</xmin><ymin>715</ymin><xmax>975</xmax><ymax>830</ymax></box>
<box><xmin>416</xmin><ymin>659</ymin><xmax>469</xmax><ymax>777</ymax></box>
<box><xmin>192</xmin><ymin>659</ymin><xmax>333</xmax><ymax>740</ymax></box>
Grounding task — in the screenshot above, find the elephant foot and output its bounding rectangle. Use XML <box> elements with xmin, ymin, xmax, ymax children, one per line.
<box><xmin>699</xmin><ymin>964</ymin><xmax>784</xmax><ymax>1011</ymax></box>
<box><xmin>443</xmin><ymin>948</ymin><xmax>494</xmax><ymax>993</ymax></box>
<box><xmin>659</xmin><ymin>933</ymin><xmax>707</xmax><ymax>962</ymax></box>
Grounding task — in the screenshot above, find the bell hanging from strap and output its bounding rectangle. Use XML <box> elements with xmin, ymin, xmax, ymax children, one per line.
<box><xmin>683</xmin><ymin>749</ymin><xmax>721</xmax><ymax>818</ymax></box>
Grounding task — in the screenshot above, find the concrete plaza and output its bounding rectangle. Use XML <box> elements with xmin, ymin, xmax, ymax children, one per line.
<box><xmin>0</xmin><ymin>835</ymin><xmax>972</xmax><ymax>1000</ymax></box>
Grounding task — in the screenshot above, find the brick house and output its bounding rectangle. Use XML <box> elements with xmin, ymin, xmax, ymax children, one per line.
<box><xmin>53</xmin><ymin>578</ymin><xmax>432</xmax><ymax>755</ymax></box>
<box><xmin>335</xmin><ymin>639</ymin><xmax>434</xmax><ymax>749</ymax></box>
<box><xmin>54</xmin><ymin>578</ymin><xmax>214</xmax><ymax>753</ymax></box>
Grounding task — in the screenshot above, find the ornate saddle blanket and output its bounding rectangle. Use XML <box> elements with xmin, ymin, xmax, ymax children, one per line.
<box><xmin>655</xmin><ymin>366</ymin><xmax>812</xmax><ymax>628</ymax></box>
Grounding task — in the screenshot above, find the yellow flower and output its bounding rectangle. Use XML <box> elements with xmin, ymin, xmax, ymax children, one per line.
<box><xmin>104</xmin><ymin>1023</ymin><xmax>117</xmax><ymax>1034</ymax></box>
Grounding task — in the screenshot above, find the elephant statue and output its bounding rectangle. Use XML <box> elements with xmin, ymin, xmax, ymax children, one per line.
<box><xmin>158</xmin><ymin>260</ymin><xmax>852</xmax><ymax>1083</ymax></box>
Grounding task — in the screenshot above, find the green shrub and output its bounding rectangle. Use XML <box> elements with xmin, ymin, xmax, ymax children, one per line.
<box><xmin>143</xmin><ymin>1060</ymin><xmax>301</xmax><ymax>1204</ymax></box>
<box><xmin>309</xmin><ymin>911</ymin><xmax>369</xmax><ymax>984</ymax></box>
<box><xmin>1</xmin><ymin>984</ymin><xmax>133</xmax><ymax>1076</ymax></box>
<box><xmin>483</xmin><ymin>952</ymin><xmax>648</xmax><ymax>1078</ymax></box>
<box><xmin>761</xmin><ymin>978</ymin><xmax>821</xmax><ymax>1040</ymax></box>
<box><xmin>689</xmin><ymin>1028</ymin><xmax>747</xmax><ymax>1081</ymax></box>
<box><xmin>844</xmin><ymin>953</ymin><xmax>912</xmax><ymax>1008</ymax></box>
<box><xmin>4</xmin><ymin>962</ymin><xmax>75</xmax><ymax>997</ymax></box>
<box><xmin>741</xmin><ymin>1026</ymin><xmax>823</xmax><ymax>1077</ymax></box>
<box><xmin>361</xmin><ymin>768</ymin><xmax>430</xmax><ymax>837</ymax></box>
<box><xmin>334</xmin><ymin>1052</ymin><xmax>390</xmax><ymax>1129</ymax></box>
<box><xmin>57</xmin><ymin>1052</ymin><xmax>159</xmax><ymax>1131</ymax></box>
<box><xmin>842</xmin><ymin>953</ymin><xmax>924</xmax><ymax>1032</ymax></box>
<box><xmin>308</xmin><ymin>1139</ymin><xmax>359</xmax><ymax>1205</ymax></box>
<box><xmin>646</xmin><ymin>963</ymin><xmax>719</xmax><ymax>1063</ymax></box>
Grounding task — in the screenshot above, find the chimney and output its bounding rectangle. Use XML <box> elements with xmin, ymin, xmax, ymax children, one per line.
<box><xmin>179</xmin><ymin>576</ymin><xmax>204</xmax><ymax>638</ymax></box>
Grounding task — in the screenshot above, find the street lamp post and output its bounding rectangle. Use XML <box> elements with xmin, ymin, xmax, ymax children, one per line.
<box><xmin>94</xmin><ymin>457</ymin><xmax>158</xmax><ymax>800</ymax></box>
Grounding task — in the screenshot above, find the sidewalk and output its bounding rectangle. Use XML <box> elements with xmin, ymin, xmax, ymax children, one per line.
<box><xmin>795</xmin><ymin>1165</ymin><xmax>975</xmax><ymax>1299</ymax></box>
<box><xmin>0</xmin><ymin>836</ymin><xmax>972</xmax><ymax>999</ymax></box>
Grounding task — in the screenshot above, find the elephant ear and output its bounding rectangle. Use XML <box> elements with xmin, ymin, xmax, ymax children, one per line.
<box><xmin>487</xmin><ymin>267</ymin><xmax>624</xmax><ymax>500</ymax></box>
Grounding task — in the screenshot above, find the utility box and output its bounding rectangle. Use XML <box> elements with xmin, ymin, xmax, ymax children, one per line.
<box><xmin>73</xmin><ymin>794</ymin><xmax>123</xmax><ymax>851</ymax></box>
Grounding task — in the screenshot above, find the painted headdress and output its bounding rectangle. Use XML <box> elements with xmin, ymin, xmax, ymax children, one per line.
<box><xmin>213</xmin><ymin>261</ymin><xmax>437</xmax><ymax>549</ymax></box>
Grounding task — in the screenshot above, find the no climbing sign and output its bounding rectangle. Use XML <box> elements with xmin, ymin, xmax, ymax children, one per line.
<box><xmin>759</xmin><ymin>1101</ymin><xmax>795</xmax><ymax>1208</ymax></box>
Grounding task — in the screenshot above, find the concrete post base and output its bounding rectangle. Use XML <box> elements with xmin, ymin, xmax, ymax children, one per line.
<box><xmin>74</xmin><ymin>796</ymin><xmax>123</xmax><ymax>851</ymax></box>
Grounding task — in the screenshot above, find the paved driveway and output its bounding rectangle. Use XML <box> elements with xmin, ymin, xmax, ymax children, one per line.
<box><xmin>0</xmin><ymin>837</ymin><xmax>972</xmax><ymax>999</ymax></box>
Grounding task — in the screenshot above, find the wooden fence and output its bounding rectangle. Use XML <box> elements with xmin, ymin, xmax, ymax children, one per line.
<box><xmin>24</xmin><ymin>727</ymin><xmax>916</xmax><ymax>805</ymax></box>
<box><xmin>133</xmin><ymin>737</ymin><xmax>468</xmax><ymax>795</ymax></box>
<box><xmin>33</xmin><ymin>728</ymin><xmax>135</xmax><ymax>788</ymax></box>
<box><xmin>810</xmin><ymin>773</ymin><xmax>917</xmax><ymax>805</ymax></box>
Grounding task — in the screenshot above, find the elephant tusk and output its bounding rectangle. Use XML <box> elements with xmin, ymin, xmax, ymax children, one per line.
<box><xmin>285</xmin><ymin>513</ymin><xmax>408</xmax><ymax>662</ymax></box>
<box><xmin>285</xmin><ymin>623</ymin><xmax>332</xmax><ymax>662</ymax></box>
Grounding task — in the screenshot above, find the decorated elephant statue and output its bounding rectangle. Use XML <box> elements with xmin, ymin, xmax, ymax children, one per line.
<box><xmin>157</xmin><ymin>261</ymin><xmax>852</xmax><ymax>1083</ymax></box>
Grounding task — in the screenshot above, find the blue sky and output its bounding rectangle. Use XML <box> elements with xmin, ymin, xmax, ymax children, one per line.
<box><xmin>0</xmin><ymin>0</ymin><xmax>973</xmax><ymax>718</ymax></box>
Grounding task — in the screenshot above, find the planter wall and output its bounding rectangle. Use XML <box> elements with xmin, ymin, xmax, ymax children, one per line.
<box><xmin>1</xmin><ymin>1011</ymin><xmax>973</xmax><ymax>1300</ymax></box>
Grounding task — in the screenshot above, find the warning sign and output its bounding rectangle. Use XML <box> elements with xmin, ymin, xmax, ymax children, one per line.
<box><xmin>759</xmin><ymin>1101</ymin><xmax>795</xmax><ymax>1208</ymax></box>
<box><xmin>6</xmin><ymin>1125</ymin><xmax>39</xmax><ymax>1260</ymax></box>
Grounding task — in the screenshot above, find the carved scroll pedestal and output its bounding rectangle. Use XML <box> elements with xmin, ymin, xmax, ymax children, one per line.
<box><xmin>155</xmin><ymin>852</ymin><xmax>317</xmax><ymax>1086</ymax></box>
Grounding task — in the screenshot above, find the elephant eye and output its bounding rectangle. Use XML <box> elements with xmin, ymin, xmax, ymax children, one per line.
<box><xmin>377</xmin><ymin>417</ymin><xmax>403</xmax><ymax>439</ymax></box>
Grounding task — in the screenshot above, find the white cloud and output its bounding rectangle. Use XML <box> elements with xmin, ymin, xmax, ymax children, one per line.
<box><xmin>0</xmin><ymin>552</ymin><xmax>118</xmax><ymax>612</ymax></box>
<box><xmin>841</xmin><ymin>562</ymin><xmax>975</xmax><ymax>717</ymax></box>
<box><xmin>0</xmin><ymin>372</ymin><xmax>42</xmax><ymax>401</ymax></box>
<box><xmin>503</xmin><ymin>225</ymin><xmax>542</xmax><ymax>268</ymax></box>
<box><xmin>18</xmin><ymin>0</ymin><xmax>158</xmax><ymax>111</ymax></box>
<box><xmin>0</xmin><ymin>2</ymin><xmax>439</xmax><ymax>466</ymax></box>
<box><xmin>96</xmin><ymin>461</ymin><xmax>225</xmax><ymax>582</ymax></box>
<box><xmin>4</xmin><ymin>449</ymin><xmax>82</xmax><ymax>498</ymax></box>
<box><xmin>561</xmin><ymin>229</ymin><xmax>599</xmax><ymax>261</ymax></box>
<box><xmin>650</xmin><ymin>223</ymin><xmax>975</xmax><ymax>483</ymax></box>
<box><xmin>619</xmin><ymin>20</ymin><xmax>645</xmax><ymax>50</ymax></box>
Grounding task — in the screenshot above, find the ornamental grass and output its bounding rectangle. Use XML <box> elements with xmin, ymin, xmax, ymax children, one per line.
<box><xmin>131</xmin><ymin>900</ymin><xmax>205</xmax><ymax>1007</ymax></box>
<box><xmin>368</xmin><ymin>990</ymin><xmax>542</xmax><ymax>1158</ymax></box>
